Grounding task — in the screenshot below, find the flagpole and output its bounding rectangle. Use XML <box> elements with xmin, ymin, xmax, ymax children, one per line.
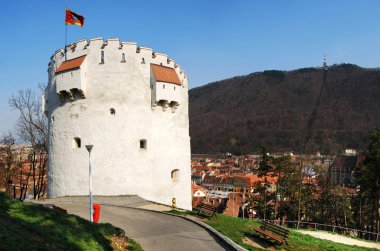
<box><xmin>65</xmin><ymin>23</ymin><xmax>67</xmax><ymax>61</ymax></box>
<box><xmin>65</xmin><ymin>8</ymin><xmax>67</xmax><ymax>61</ymax></box>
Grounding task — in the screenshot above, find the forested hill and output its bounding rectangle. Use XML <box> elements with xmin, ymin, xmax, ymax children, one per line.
<box><xmin>189</xmin><ymin>64</ymin><xmax>380</xmax><ymax>154</ymax></box>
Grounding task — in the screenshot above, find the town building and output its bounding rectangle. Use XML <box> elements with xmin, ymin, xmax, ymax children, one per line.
<box><xmin>331</xmin><ymin>151</ymin><xmax>365</xmax><ymax>187</ymax></box>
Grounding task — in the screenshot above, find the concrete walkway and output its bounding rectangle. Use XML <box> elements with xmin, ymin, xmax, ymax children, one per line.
<box><xmin>34</xmin><ymin>197</ymin><xmax>233</xmax><ymax>251</ymax></box>
<box><xmin>297</xmin><ymin>230</ymin><xmax>380</xmax><ymax>250</ymax></box>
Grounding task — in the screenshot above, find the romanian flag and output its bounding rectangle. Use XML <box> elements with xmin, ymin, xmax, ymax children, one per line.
<box><xmin>65</xmin><ymin>8</ymin><xmax>84</xmax><ymax>27</ymax></box>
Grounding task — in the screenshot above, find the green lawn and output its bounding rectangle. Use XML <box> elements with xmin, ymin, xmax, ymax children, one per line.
<box><xmin>167</xmin><ymin>210</ymin><xmax>377</xmax><ymax>251</ymax></box>
<box><xmin>0</xmin><ymin>193</ymin><xmax>143</xmax><ymax>251</ymax></box>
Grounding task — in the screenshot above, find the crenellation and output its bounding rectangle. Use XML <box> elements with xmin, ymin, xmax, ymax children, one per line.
<box><xmin>70</xmin><ymin>44</ymin><xmax>76</xmax><ymax>52</ymax></box>
<box><xmin>155</xmin><ymin>52</ymin><xmax>167</xmax><ymax>57</ymax></box>
<box><xmin>107</xmin><ymin>38</ymin><xmax>120</xmax><ymax>43</ymax></box>
<box><xmin>152</xmin><ymin>52</ymin><xmax>168</xmax><ymax>66</ymax></box>
<box><xmin>122</xmin><ymin>41</ymin><xmax>137</xmax><ymax>47</ymax></box>
<box><xmin>75</xmin><ymin>39</ymin><xmax>88</xmax><ymax>50</ymax></box>
<box><xmin>65</xmin><ymin>41</ymin><xmax>88</xmax><ymax>60</ymax></box>
<box><xmin>45</xmin><ymin>37</ymin><xmax>191</xmax><ymax>210</ymax></box>
<box><xmin>90</xmin><ymin>37</ymin><xmax>104</xmax><ymax>42</ymax></box>
<box><xmin>89</xmin><ymin>37</ymin><xmax>104</xmax><ymax>48</ymax></box>
<box><xmin>53</xmin><ymin>49</ymin><xmax>64</xmax><ymax>59</ymax></box>
<box><xmin>83</xmin><ymin>42</ymin><xmax>89</xmax><ymax>49</ymax></box>
<box><xmin>75</xmin><ymin>38</ymin><xmax>87</xmax><ymax>44</ymax></box>
<box><xmin>121</xmin><ymin>42</ymin><xmax>137</xmax><ymax>55</ymax></box>
<box><xmin>139</xmin><ymin>46</ymin><xmax>153</xmax><ymax>54</ymax></box>
<box><xmin>167</xmin><ymin>58</ymin><xmax>175</xmax><ymax>67</ymax></box>
<box><xmin>174</xmin><ymin>64</ymin><xmax>181</xmax><ymax>75</ymax></box>
<box><xmin>138</xmin><ymin>47</ymin><xmax>153</xmax><ymax>64</ymax></box>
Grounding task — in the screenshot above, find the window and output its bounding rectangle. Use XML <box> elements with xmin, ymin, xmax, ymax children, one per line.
<box><xmin>110</xmin><ymin>108</ymin><xmax>115</xmax><ymax>115</ymax></box>
<box><xmin>171</xmin><ymin>169</ymin><xmax>179</xmax><ymax>182</ymax></box>
<box><xmin>141</xmin><ymin>58</ymin><xmax>145</xmax><ymax>64</ymax></box>
<box><xmin>163</xmin><ymin>84</ymin><xmax>165</xmax><ymax>89</ymax></box>
<box><xmin>121</xmin><ymin>53</ymin><xmax>126</xmax><ymax>62</ymax></box>
<box><xmin>100</xmin><ymin>51</ymin><xmax>104</xmax><ymax>64</ymax></box>
<box><xmin>139</xmin><ymin>139</ymin><xmax>147</xmax><ymax>149</ymax></box>
<box><xmin>174</xmin><ymin>86</ymin><xmax>176</xmax><ymax>91</ymax></box>
<box><xmin>73</xmin><ymin>137</ymin><xmax>81</xmax><ymax>148</ymax></box>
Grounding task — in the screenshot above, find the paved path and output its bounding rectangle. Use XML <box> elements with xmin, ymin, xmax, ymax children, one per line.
<box><xmin>297</xmin><ymin>230</ymin><xmax>380</xmax><ymax>250</ymax></box>
<box><xmin>47</xmin><ymin>202</ymin><xmax>230</xmax><ymax>251</ymax></box>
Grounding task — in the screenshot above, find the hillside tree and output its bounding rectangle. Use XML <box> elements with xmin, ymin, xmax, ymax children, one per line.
<box><xmin>355</xmin><ymin>130</ymin><xmax>380</xmax><ymax>234</ymax></box>
<box><xmin>0</xmin><ymin>133</ymin><xmax>17</xmax><ymax>195</ymax></box>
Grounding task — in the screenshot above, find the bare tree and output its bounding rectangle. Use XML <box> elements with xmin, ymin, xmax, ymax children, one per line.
<box><xmin>9</xmin><ymin>88</ymin><xmax>48</xmax><ymax>151</ymax></box>
<box><xmin>9</xmin><ymin>87</ymin><xmax>48</xmax><ymax>199</ymax></box>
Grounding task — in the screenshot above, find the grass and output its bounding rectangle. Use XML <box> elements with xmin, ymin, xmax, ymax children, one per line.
<box><xmin>0</xmin><ymin>193</ymin><xmax>143</xmax><ymax>251</ymax></box>
<box><xmin>166</xmin><ymin>210</ymin><xmax>377</xmax><ymax>251</ymax></box>
<box><xmin>164</xmin><ymin>209</ymin><xmax>197</xmax><ymax>216</ymax></box>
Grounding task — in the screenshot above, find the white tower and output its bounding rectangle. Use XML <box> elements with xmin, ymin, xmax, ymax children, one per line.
<box><xmin>43</xmin><ymin>38</ymin><xmax>192</xmax><ymax>210</ymax></box>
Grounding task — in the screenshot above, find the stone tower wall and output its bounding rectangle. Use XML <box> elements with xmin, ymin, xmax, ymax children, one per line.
<box><xmin>44</xmin><ymin>38</ymin><xmax>191</xmax><ymax>210</ymax></box>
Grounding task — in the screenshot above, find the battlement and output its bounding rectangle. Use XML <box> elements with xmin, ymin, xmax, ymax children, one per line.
<box><xmin>47</xmin><ymin>37</ymin><xmax>188</xmax><ymax>113</ymax></box>
<box><xmin>46</xmin><ymin>37</ymin><xmax>192</xmax><ymax>210</ymax></box>
<box><xmin>50</xmin><ymin>37</ymin><xmax>187</xmax><ymax>80</ymax></box>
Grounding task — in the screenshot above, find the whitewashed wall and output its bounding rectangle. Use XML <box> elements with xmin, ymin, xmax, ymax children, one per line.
<box><xmin>45</xmin><ymin>38</ymin><xmax>192</xmax><ymax>210</ymax></box>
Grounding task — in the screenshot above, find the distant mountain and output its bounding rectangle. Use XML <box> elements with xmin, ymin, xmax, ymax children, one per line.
<box><xmin>189</xmin><ymin>64</ymin><xmax>380</xmax><ymax>154</ymax></box>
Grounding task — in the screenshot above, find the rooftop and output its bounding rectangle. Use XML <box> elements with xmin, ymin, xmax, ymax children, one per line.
<box><xmin>151</xmin><ymin>64</ymin><xmax>181</xmax><ymax>85</ymax></box>
<box><xmin>55</xmin><ymin>55</ymin><xmax>87</xmax><ymax>74</ymax></box>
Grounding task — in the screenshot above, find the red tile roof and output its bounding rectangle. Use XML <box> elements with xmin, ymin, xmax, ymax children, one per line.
<box><xmin>151</xmin><ymin>64</ymin><xmax>181</xmax><ymax>85</ymax></box>
<box><xmin>56</xmin><ymin>55</ymin><xmax>87</xmax><ymax>74</ymax></box>
<box><xmin>192</xmin><ymin>183</ymin><xmax>204</xmax><ymax>191</ymax></box>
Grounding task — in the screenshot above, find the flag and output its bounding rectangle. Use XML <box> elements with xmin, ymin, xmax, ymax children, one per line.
<box><xmin>65</xmin><ymin>8</ymin><xmax>84</xmax><ymax>27</ymax></box>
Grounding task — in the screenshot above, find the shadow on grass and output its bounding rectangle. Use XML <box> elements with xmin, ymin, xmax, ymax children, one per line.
<box><xmin>243</xmin><ymin>231</ymin><xmax>283</xmax><ymax>250</ymax></box>
<box><xmin>0</xmin><ymin>193</ymin><xmax>116</xmax><ymax>251</ymax></box>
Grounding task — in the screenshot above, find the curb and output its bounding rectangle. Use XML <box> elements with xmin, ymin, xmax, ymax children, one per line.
<box><xmin>167</xmin><ymin>213</ymin><xmax>248</xmax><ymax>251</ymax></box>
<box><xmin>92</xmin><ymin>203</ymin><xmax>247</xmax><ymax>251</ymax></box>
<box><xmin>31</xmin><ymin>199</ymin><xmax>247</xmax><ymax>251</ymax></box>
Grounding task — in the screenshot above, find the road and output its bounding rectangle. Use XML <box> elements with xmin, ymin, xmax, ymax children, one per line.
<box><xmin>51</xmin><ymin>202</ymin><xmax>231</xmax><ymax>251</ymax></box>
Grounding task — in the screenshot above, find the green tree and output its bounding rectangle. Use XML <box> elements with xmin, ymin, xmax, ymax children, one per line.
<box><xmin>258</xmin><ymin>146</ymin><xmax>273</xmax><ymax>177</ymax></box>
<box><xmin>273</xmin><ymin>155</ymin><xmax>296</xmax><ymax>221</ymax></box>
<box><xmin>355</xmin><ymin>130</ymin><xmax>380</xmax><ymax>233</ymax></box>
<box><xmin>276</xmin><ymin>159</ymin><xmax>301</xmax><ymax>222</ymax></box>
<box><xmin>0</xmin><ymin>133</ymin><xmax>17</xmax><ymax>196</ymax></box>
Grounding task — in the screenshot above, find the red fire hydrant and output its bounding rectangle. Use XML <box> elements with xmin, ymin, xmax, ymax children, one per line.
<box><xmin>93</xmin><ymin>204</ymin><xmax>101</xmax><ymax>223</ymax></box>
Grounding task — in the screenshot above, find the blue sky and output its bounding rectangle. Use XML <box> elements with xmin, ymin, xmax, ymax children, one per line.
<box><xmin>1</xmin><ymin>0</ymin><xmax>380</xmax><ymax>136</ymax></box>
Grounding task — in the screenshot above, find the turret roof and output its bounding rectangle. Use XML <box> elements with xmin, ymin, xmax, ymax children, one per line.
<box><xmin>151</xmin><ymin>64</ymin><xmax>181</xmax><ymax>85</ymax></box>
<box><xmin>56</xmin><ymin>55</ymin><xmax>87</xmax><ymax>74</ymax></box>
